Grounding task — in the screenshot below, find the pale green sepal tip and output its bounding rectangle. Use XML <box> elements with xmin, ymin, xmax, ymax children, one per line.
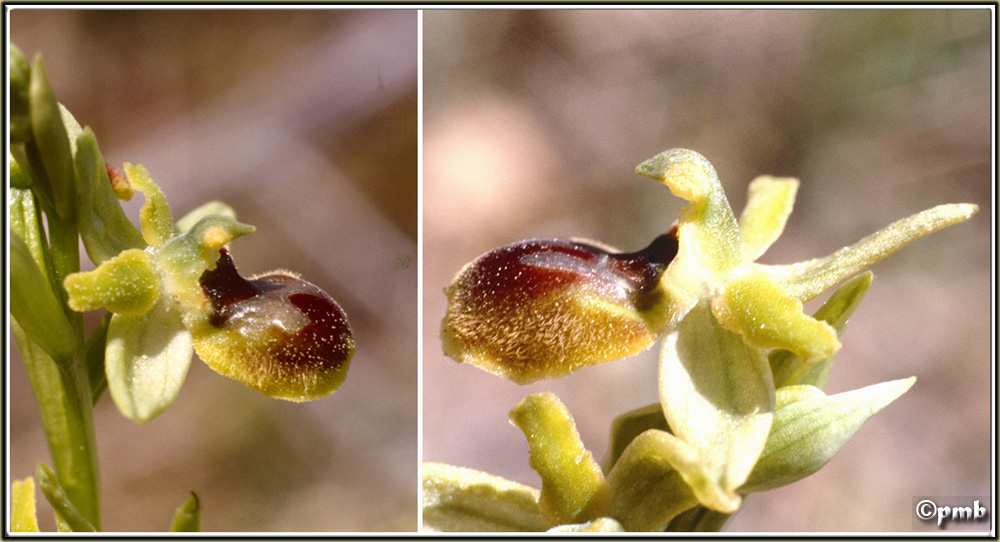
<box><xmin>64</xmin><ymin>248</ymin><xmax>160</xmax><ymax>316</ymax></box>
<box><xmin>170</xmin><ymin>492</ymin><xmax>201</xmax><ymax>532</ymax></box>
<box><xmin>741</xmin><ymin>377</ymin><xmax>915</xmax><ymax>494</ymax></box>
<box><xmin>422</xmin><ymin>462</ymin><xmax>548</xmax><ymax>532</ymax></box>
<box><xmin>175</xmin><ymin>200</ymin><xmax>237</xmax><ymax>234</ymax></box>
<box><xmin>11</xmin><ymin>477</ymin><xmax>40</xmax><ymax>532</ymax></box>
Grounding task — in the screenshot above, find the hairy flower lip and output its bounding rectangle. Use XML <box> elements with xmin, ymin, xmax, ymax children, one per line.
<box><xmin>441</xmin><ymin>231</ymin><xmax>678</xmax><ymax>383</ymax></box>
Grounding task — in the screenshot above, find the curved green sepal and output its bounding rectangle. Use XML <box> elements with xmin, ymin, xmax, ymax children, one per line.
<box><xmin>125</xmin><ymin>163</ymin><xmax>174</xmax><ymax>247</ymax></box>
<box><xmin>738</xmin><ymin>176</ymin><xmax>798</xmax><ymax>262</ymax></box>
<box><xmin>11</xmin><ymin>232</ymin><xmax>78</xmax><ymax>363</ymax></box>
<box><xmin>741</xmin><ymin>378</ymin><xmax>915</xmax><ymax>494</ymax></box>
<box><xmin>658</xmin><ymin>302</ymin><xmax>774</xmax><ymax>509</ymax></box>
<box><xmin>74</xmin><ymin>129</ymin><xmax>145</xmax><ymax>264</ymax></box>
<box><xmin>509</xmin><ymin>393</ymin><xmax>611</xmax><ymax>526</ymax></box>
<box><xmin>36</xmin><ymin>464</ymin><xmax>97</xmax><ymax>532</ymax></box>
<box><xmin>170</xmin><ymin>492</ymin><xmax>201</xmax><ymax>532</ymax></box>
<box><xmin>105</xmin><ymin>300</ymin><xmax>194</xmax><ymax>424</ymax></box>
<box><xmin>11</xmin><ymin>477</ymin><xmax>40</xmax><ymax>532</ymax></box>
<box><xmin>712</xmin><ymin>271</ymin><xmax>841</xmax><ymax>362</ymax></box>
<box><xmin>422</xmin><ymin>462</ymin><xmax>548</xmax><ymax>532</ymax></box>
<box><xmin>767</xmin><ymin>203</ymin><xmax>978</xmax><ymax>302</ymax></box>
<box><xmin>64</xmin><ymin>248</ymin><xmax>160</xmax><ymax>316</ymax></box>
<box><xmin>770</xmin><ymin>272</ymin><xmax>873</xmax><ymax>389</ymax></box>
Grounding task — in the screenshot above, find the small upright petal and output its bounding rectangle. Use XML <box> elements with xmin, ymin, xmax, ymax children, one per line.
<box><xmin>738</xmin><ymin>176</ymin><xmax>798</xmax><ymax>262</ymax></box>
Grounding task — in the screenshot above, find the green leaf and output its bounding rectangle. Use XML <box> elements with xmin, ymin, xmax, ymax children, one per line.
<box><xmin>509</xmin><ymin>393</ymin><xmax>611</xmax><ymax>526</ymax></box>
<box><xmin>11</xmin><ymin>232</ymin><xmax>77</xmax><ymax>363</ymax></box>
<box><xmin>105</xmin><ymin>298</ymin><xmax>194</xmax><ymax>424</ymax></box>
<box><xmin>658</xmin><ymin>301</ymin><xmax>774</xmax><ymax>511</ymax></box>
<box><xmin>74</xmin><ymin>128</ymin><xmax>145</xmax><ymax>264</ymax></box>
<box><xmin>170</xmin><ymin>492</ymin><xmax>201</xmax><ymax>532</ymax></box>
<box><xmin>36</xmin><ymin>464</ymin><xmax>96</xmax><ymax>532</ymax></box>
<box><xmin>770</xmin><ymin>272</ymin><xmax>873</xmax><ymax>389</ymax></box>
<box><xmin>740</xmin><ymin>378</ymin><xmax>915</xmax><ymax>494</ymax></box>
<box><xmin>11</xmin><ymin>477</ymin><xmax>41</xmax><ymax>532</ymax></box>
<box><xmin>422</xmin><ymin>462</ymin><xmax>548</xmax><ymax>532</ymax></box>
<box><xmin>766</xmin><ymin>203</ymin><xmax>978</xmax><ymax>302</ymax></box>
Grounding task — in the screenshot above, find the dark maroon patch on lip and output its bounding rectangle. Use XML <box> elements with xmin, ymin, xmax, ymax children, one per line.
<box><xmin>199</xmin><ymin>248</ymin><xmax>258</xmax><ymax>328</ymax></box>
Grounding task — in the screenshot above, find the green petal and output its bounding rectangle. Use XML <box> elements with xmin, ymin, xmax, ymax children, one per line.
<box><xmin>11</xmin><ymin>477</ymin><xmax>40</xmax><ymax>532</ymax></box>
<box><xmin>509</xmin><ymin>393</ymin><xmax>611</xmax><ymax>526</ymax></box>
<box><xmin>765</xmin><ymin>203</ymin><xmax>978</xmax><ymax>302</ymax></box>
<box><xmin>125</xmin><ymin>163</ymin><xmax>174</xmax><ymax>247</ymax></box>
<box><xmin>738</xmin><ymin>176</ymin><xmax>798</xmax><ymax>262</ymax></box>
<box><xmin>770</xmin><ymin>272</ymin><xmax>873</xmax><ymax>389</ymax></box>
<box><xmin>741</xmin><ymin>378</ymin><xmax>915</xmax><ymax>494</ymax></box>
<box><xmin>105</xmin><ymin>299</ymin><xmax>194</xmax><ymax>424</ymax></box>
<box><xmin>64</xmin><ymin>248</ymin><xmax>160</xmax><ymax>316</ymax></box>
<box><xmin>712</xmin><ymin>271</ymin><xmax>840</xmax><ymax>362</ymax></box>
<box><xmin>604</xmin><ymin>429</ymin><xmax>701</xmax><ymax>531</ymax></box>
<box><xmin>422</xmin><ymin>463</ymin><xmax>548</xmax><ymax>532</ymax></box>
<box><xmin>658</xmin><ymin>301</ymin><xmax>774</xmax><ymax>510</ymax></box>
<box><xmin>74</xmin><ymin>129</ymin><xmax>145</xmax><ymax>264</ymax></box>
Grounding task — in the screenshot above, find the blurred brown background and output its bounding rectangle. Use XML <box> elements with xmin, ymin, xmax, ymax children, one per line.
<box><xmin>423</xmin><ymin>9</ymin><xmax>992</xmax><ymax>532</ymax></box>
<box><xmin>9</xmin><ymin>9</ymin><xmax>417</xmax><ymax>532</ymax></box>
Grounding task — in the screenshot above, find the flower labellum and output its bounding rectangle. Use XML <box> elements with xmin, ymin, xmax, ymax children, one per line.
<box><xmin>195</xmin><ymin>249</ymin><xmax>354</xmax><ymax>401</ymax></box>
<box><xmin>441</xmin><ymin>232</ymin><xmax>678</xmax><ymax>384</ymax></box>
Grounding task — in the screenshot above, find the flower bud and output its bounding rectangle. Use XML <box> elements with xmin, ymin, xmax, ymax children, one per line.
<box><xmin>194</xmin><ymin>249</ymin><xmax>354</xmax><ymax>401</ymax></box>
<box><xmin>441</xmin><ymin>231</ymin><xmax>678</xmax><ymax>384</ymax></box>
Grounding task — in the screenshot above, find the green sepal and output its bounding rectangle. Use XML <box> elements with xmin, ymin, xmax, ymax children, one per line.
<box><xmin>509</xmin><ymin>393</ymin><xmax>611</xmax><ymax>526</ymax></box>
<box><xmin>74</xmin><ymin>128</ymin><xmax>145</xmax><ymax>264</ymax></box>
<box><xmin>422</xmin><ymin>462</ymin><xmax>548</xmax><ymax>532</ymax></box>
<box><xmin>740</xmin><ymin>378</ymin><xmax>915</xmax><ymax>494</ymax></box>
<box><xmin>170</xmin><ymin>492</ymin><xmax>201</xmax><ymax>532</ymax></box>
<box><xmin>658</xmin><ymin>301</ymin><xmax>774</xmax><ymax>512</ymax></box>
<box><xmin>125</xmin><ymin>163</ymin><xmax>174</xmax><ymax>247</ymax></box>
<box><xmin>766</xmin><ymin>203</ymin><xmax>978</xmax><ymax>302</ymax></box>
<box><xmin>36</xmin><ymin>464</ymin><xmax>97</xmax><ymax>532</ymax></box>
<box><xmin>105</xmin><ymin>298</ymin><xmax>194</xmax><ymax>424</ymax></box>
<box><xmin>11</xmin><ymin>232</ymin><xmax>78</xmax><ymax>363</ymax></box>
<box><xmin>770</xmin><ymin>272</ymin><xmax>874</xmax><ymax>389</ymax></box>
<box><xmin>11</xmin><ymin>477</ymin><xmax>41</xmax><ymax>532</ymax></box>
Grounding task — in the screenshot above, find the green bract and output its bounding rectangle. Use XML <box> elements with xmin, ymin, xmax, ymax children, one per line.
<box><xmin>427</xmin><ymin>148</ymin><xmax>977</xmax><ymax>532</ymax></box>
